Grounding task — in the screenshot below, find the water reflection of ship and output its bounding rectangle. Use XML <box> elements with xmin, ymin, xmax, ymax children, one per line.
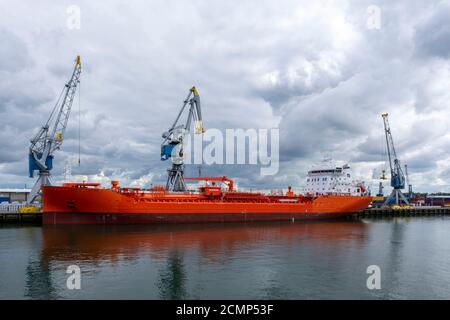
<box><xmin>39</xmin><ymin>221</ymin><xmax>369</xmax><ymax>299</ymax></box>
<box><xmin>41</xmin><ymin>221</ymin><xmax>368</xmax><ymax>263</ymax></box>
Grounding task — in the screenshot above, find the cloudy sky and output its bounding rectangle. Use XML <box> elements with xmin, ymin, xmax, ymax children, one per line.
<box><xmin>1</xmin><ymin>0</ymin><xmax>449</xmax><ymax>194</ymax></box>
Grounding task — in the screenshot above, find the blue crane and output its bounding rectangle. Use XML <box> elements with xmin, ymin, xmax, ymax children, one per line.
<box><xmin>27</xmin><ymin>56</ymin><xmax>82</xmax><ymax>204</ymax></box>
<box><xmin>161</xmin><ymin>86</ymin><xmax>205</xmax><ymax>192</ymax></box>
<box><xmin>381</xmin><ymin>113</ymin><xmax>409</xmax><ymax>206</ymax></box>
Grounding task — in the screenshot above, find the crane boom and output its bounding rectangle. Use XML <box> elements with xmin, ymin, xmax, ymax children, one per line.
<box><xmin>161</xmin><ymin>86</ymin><xmax>205</xmax><ymax>192</ymax></box>
<box><xmin>381</xmin><ymin>113</ymin><xmax>408</xmax><ymax>206</ymax></box>
<box><xmin>27</xmin><ymin>56</ymin><xmax>82</xmax><ymax>204</ymax></box>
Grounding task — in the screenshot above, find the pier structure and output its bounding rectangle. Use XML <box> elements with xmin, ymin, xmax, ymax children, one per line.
<box><xmin>0</xmin><ymin>203</ymin><xmax>42</xmax><ymax>223</ymax></box>
<box><xmin>356</xmin><ymin>206</ymin><xmax>450</xmax><ymax>218</ymax></box>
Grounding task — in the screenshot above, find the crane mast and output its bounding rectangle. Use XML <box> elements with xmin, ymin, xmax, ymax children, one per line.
<box><xmin>404</xmin><ymin>164</ymin><xmax>413</xmax><ymax>199</ymax></box>
<box><xmin>161</xmin><ymin>86</ymin><xmax>205</xmax><ymax>192</ymax></box>
<box><xmin>27</xmin><ymin>56</ymin><xmax>82</xmax><ymax>204</ymax></box>
<box><xmin>381</xmin><ymin>113</ymin><xmax>409</xmax><ymax>206</ymax></box>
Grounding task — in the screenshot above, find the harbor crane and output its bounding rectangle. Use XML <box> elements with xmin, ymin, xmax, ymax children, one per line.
<box><xmin>404</xmin><ymin>164</ymin><xmax>413</xmax><ymax>199</ymax></box>
<box><xmin>27</xmin><ymin>56</ymin><xmax>82</xmax><ymax>204</ymax></box>
<box><xmin>161</xmin><ymin>86</ymin><xmax>205</xmax><ymax>192</ymax></box>
<box><xmin>376</xmin><ymin>181</ymin><xmax>384</xmax><ymax>197</ymax></box>
<box><xmin>381</xmin><ymin>113</ymin><xmax>409</xmax><ymax>206</ymax></box>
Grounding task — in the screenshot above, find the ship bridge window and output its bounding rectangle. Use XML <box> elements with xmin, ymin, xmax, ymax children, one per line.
<box><xmin>347</xmin><ymin>174</ymin><xmax>351</xmax><ymax>178</ymax></box>
<box><xmin>311</xmin><ymin>170</ymin><xmax>335</xmax><ymax>174</ymax></box>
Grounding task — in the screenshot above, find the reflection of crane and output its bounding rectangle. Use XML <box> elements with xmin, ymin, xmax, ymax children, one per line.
<box><xmin>161</xmin><ymin>86</ymin><xmax>205</xmax><ymax>192</ymax></box>
<box><xmin>381</xmin><ymin>113</ymin><xmax>408</xmax><ymax>206</ymax></box>
<box><xmin>157</xmin><ymin>251</ymin><xmax>187</xmax><ymax>299</ymax></box>
<box><xmin>27</xmin><ymin>56</ymin><xmax>82</xmax><ymax>204</ymax></box>
<box><xmin>25</xmin><ymin>253</ymin><xmax>55</xmax><ymax>299</ymax></box>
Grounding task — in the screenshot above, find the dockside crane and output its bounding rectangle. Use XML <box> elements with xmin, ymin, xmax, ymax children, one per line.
<box><xmin>404</xmin><ymin>164</ymin><xmax>413</xmax><ymax>199</ymax></box>
<box><xmin>376</xmin><ymin>181</ymin><xmax>384</xmax><ymax>197</ymax></box>
<box><xmin>27</xmin><ymin>56</ymin><xmax>82</xmax><ymax>204</ymax></box>
<box><xmin>381</xmin><ymin>113</ymin><xmax>409</xmax><ymax>206</ymax></box>
<box><xmin>161</xmin><ymin>86</ymin><xmax>205</xmax><ymax>192</ymax></box>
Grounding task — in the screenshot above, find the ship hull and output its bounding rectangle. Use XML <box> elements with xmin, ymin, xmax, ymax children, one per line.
<box><xmin>42</xmin><ymin>185</ymin><xmax>372</xmax><ymax>225</ymax></box>
<box><xmin>43</xmin><ymin>212</ymin><xmax>353</xmax><ymax>225</ymax></box>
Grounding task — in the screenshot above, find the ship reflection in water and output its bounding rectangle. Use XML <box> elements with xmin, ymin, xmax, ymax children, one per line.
<box><xmin>2</xmin><ymin>218</ymin><xmax>450</xmax><ymax>299</ymax></box>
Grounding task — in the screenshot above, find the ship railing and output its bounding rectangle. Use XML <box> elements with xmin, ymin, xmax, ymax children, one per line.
<box><xmin>304</xmin><ymin>192</ymin><xmax>355</xmax><ymax>197</ymax></box>
<box><xmin>63</xmin><ymin>182</ymin><xmax>101</xmax><ymax>188</ymax></box>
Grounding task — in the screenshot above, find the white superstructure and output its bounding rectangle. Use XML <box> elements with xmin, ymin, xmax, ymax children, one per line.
<box><xmin>303</xmin><ymin>159</ymin><xmax>368</xmax><ymax>196</ymax></box>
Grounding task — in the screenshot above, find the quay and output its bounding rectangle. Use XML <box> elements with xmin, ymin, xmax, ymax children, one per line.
<box><xmin>0</xmin><ymin>211</ymin><xmax>42</xmax><ymax>223</ymax></box>
<box><xmin>0</xmin><ymin>204</ymin><xmax>42</xmax><ymax>223</ymax></box>
<box><xmin>356</xmin><ymin>206</ymin><xmax>450</xmax><ymax>218</ymax></box>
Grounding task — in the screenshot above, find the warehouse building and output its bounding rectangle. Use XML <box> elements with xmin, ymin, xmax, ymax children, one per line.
<box><xmin>0</xmin><ymin>189</ymin><xmax>31</xmax><ymax>203</ymax></box>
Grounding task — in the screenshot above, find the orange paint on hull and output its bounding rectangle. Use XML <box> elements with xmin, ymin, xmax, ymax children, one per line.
<box><xmin>42</xmin><ymin>184</ymin><xmax>372</xmax><ymax>225</ymax></box>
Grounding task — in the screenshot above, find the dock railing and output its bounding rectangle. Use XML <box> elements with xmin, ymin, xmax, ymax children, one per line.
<box><xmin>0</xmin><ymin>203</ymin><xmax>29</xmax><ymax>213</ymax></box>
<box><xmin>0</xmin><ymin>203</ymin><xmax>42</xmax><ymax>223</ymax></box>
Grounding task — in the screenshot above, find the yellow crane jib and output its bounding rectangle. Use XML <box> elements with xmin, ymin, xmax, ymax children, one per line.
<box><xmin>191</xmin><ymin>86</ymin><xmax>199</xmax><ymax>97</ymax></box>
<box><xmin>195</xmin><ymin>121</ymin><xmax>205</xmax><ymax>134</ymax></box>
<box><xmin>191</xmin><ymin>86</ymin><xmax>205</xmax><ymax>134</ymax></box>
<box><xmin>55</xmin><ymin>132</ymin><xmax>63</xmax><ymax>141</ymax></box>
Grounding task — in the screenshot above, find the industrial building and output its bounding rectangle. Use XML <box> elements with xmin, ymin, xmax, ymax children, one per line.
<box><xmin>0</xmin><ymin>189</ymin><xmax>31</xmax><ymax>203</ymax></box>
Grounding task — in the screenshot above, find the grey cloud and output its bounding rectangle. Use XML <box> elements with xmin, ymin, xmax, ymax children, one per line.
<box><xmin>0</xmin><ymin>28</ymin><xmax>30</xmax><ymax>72</ymax></box>
<box><xmin>0</xmin><ymin>0</ymin><xmax>449</xmax><ymax>193</ymax></box>
<box><xmin>415</xmin><ymin>3</ymin><xmax>450</xmax><ymax>59</ymax></box>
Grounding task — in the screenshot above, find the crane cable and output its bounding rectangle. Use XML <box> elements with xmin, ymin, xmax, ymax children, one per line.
<box><xmin>78</xmin><ymin>79</ymin><xmax>81</xmax><ymax>166</ymax></box>
<box><xmin>381</xmin><ymin>123</ymin><xmax>387</xmax><ymax>179</ymax></box>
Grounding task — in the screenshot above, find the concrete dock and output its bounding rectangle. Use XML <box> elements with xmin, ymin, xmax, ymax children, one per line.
<box><xmin>0</xmin><ymin>204</ymin><xmax>42</xmax><ymax>223</ymax></box>
<box><xmin>357</xmin><ymin>207</ymin><xmax>450</xmax><ymax>218</ymax></box>
<box><xmin>0</xmin><ymin>211</ymin><xmax>42</xmax><ymax>223</ymax></box>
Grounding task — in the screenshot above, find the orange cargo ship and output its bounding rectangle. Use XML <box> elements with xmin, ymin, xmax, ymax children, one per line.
<box><xmin>42</xmin><ymin>177</ymin><xmax>372</xmax><ymax>225</ymax></box>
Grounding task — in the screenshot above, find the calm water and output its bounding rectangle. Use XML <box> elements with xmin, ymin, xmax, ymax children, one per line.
<box><xmin>1</xmin><ymin>217</ymin><xmax>450</xmax><ymax>299</ymax></box>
